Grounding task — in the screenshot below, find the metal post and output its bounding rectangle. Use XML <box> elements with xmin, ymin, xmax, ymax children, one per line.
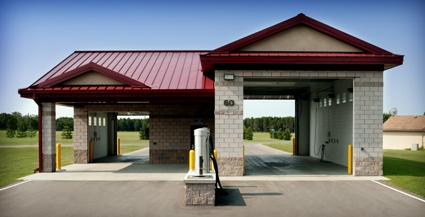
<box><xmin>117</xmin><ymin>137</ymin><xmax>121</xmax><ymax>155</ymax></box>
<box><xmin>56</xmin><ymin>143</ymin><xmax>61</xmax><ymax>170</ymax></box>
<box><xmin>348</xmin><ymin>144</ymin><xmax>353</xmax><ymax>174</ymax></box>
<box><xmin>89</xmin><ymin>140</ymin><xmax>93</xmax><ymax>163</ymax></box>
<box><xmin>189</xmin><ymin>150</ymin><xmax>195</xmax><ymax>171</ymax></box>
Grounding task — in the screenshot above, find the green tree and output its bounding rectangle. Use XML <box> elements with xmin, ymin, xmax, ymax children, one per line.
<box><xmin>56</xmin><ymin>117</ymin><xmax>73</xmax><ymax>131</ymax></box>
<box><xmin>26</xmin><ymin>123</ymin><xmax>37</xmax><ymax>138</ymax></box>
<box><xmin>282</xmin><ymin>129</ymin><xmax>292</xmax><ymax>140</ymax></box>
<box><xmin>243</xmin><ymin>126</ymin><xmax>253</xmax><ymax>140</ymax></box>
<box><xmin>139</xmin><ymin>123</ymin><xmax>149</xmax><ymax>140</ymax></box>
<box><xmin>16</xmin><ymin>114</ymin><xmax>27</xmax><ymax>138</ymax></box>
<box><xmin>6</xmin><ymin>128</ymin><xmax>16</xmax><ymax>138</ymax></box>
<box><xmin>61</xmin><ymin>125</ymin><xmax>73</xmax><ymax>139</ymax></box>
<box><xmin>383</xmin><ymin>113</ymin><xmax>391</xmax><ymax>123</ymax></box>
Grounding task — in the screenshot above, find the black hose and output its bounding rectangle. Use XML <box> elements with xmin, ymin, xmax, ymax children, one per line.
<box><xmin>209</xmin><ymin>135</ymin><xmax>228</xmax><ymax>195</ymax></box>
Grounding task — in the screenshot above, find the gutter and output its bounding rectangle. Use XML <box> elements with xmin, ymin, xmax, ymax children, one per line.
<box><xmin>33</xmin><ymin>94</ymin><xmax>42</xmax><ymax>173</ymax></box>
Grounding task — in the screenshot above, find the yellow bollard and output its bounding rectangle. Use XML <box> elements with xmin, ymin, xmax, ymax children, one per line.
<box><xmin>56</xmin><ymin>143</ymin><xmax>61</xmax><ymax>170</ymax></box>
<box><xmin>89</xmin><ymin>140</ymin><xmax>93</xmax><ymax>163</ymax></box>
<box><xmin>211</xmin><ymin>150</ymin><xmax>218</xmax><ymax>171</ymax></box>
<box><xmin>189</xmin><ymin>150</ymin><xmax>195</xmax><ymax>171</ymax></box>
<box><xmin>117</xmin><ymin>137</ymin><xmax>121</xmax><ymax>155</ymax></box>
<box><xmin>348</xmin><ymin>144</ymin><xmax>353</xmax><ymax>174</ymax></box>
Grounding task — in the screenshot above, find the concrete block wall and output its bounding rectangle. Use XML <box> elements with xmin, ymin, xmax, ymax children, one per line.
<box><xmin>185</xmin><ymin>183</ymin><xmax>215</xmax><ymax>206</ymax></box>
<box><xmin>215</xmin><ymin>71</ymin><xmax>244</xmax><ymax>176</ymax></box>
<box><xmin>73</xmin><ymin>103</ymin><xmax>213</xmax><ymax>164</ymax></box>
<box><xmin>353</xmin><ymin>72</ymin><xmax>384</xmax><ymax>176</ymax></box>
<box><xmin>74</xmin><ymin>107</ymin><xmax>89</xmax><ymax>163</ymax></box>
<box><xmin>215</xmin><ymin>70</ymin><xmax>384</xmax><ymax>176</ymax></box>
<box><xmin>41</xmin><ymin>102</ymin><xmax>56</xmax><ymax>172</ymax></box>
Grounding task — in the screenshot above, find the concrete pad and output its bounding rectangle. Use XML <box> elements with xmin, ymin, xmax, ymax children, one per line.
<box><xmin>20</xmin><ymin>144</ymin><xmax>388</xmax><ymax>182</ymax></box>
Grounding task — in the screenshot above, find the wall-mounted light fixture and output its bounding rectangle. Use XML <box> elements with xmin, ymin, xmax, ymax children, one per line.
<box><xmin>224</xmin><ymin>74</ymin><xmax>235</xmax><ymax>81</ymax></box>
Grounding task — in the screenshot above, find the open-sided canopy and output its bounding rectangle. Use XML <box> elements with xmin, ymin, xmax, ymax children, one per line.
<box><xmin>19</xmin><ymin>51</ymin><xmax>215</xmax><ymax>104</ymax></box>
<box><xmin>19</xmin><ymin>14</ymin><xmax>403</xmax><ymax>104</ymax></box>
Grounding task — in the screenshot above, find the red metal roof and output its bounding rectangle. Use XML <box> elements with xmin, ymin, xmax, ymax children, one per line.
<box><xmin>31</xmin><ymin>51</ymin><xmax>212</xmax><ymax>90</ymax></box>
<box><xmin>201</xmin><ymin>14</ymin><xmax>403</xmax><ymax>73</ymax></box>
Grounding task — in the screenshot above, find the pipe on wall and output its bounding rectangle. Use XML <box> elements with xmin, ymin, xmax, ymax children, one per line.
<box><xmin>32</xmin><ymin>94</ymin><xmax>42</xmax><ymax>173</ymax></box>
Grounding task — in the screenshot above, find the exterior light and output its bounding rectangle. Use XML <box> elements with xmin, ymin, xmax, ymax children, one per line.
<box><xmin>224</xmin><ymin>74</ymin><xmax>235</xmax><ymax>80</ymax></box>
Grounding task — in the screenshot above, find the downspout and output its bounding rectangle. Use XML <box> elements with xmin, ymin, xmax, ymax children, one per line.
<box><xmin>33</xmin><ymin>94</ymin><xmax>42</xmax><ymax>173</ymax></box>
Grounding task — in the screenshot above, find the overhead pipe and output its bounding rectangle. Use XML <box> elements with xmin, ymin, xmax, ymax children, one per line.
<box><xmin>33</xmin><ymin>94</ymin><xmax>43</xmax><ymax>173</ymax></box>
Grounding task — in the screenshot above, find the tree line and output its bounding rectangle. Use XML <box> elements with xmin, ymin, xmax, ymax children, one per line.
<box><xmin>0</xmin><ymin>111</ymin><xmax>402</xmax><ymax>140</ymax></box>
<box><xmin>244</xmin><ymin>116</ymin><xmax>295</xmax><ymax>133</ymax></box>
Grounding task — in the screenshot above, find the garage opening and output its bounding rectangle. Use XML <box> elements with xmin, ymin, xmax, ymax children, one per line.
<box><xmin>243</xmin><ymin>78</ymin><xmax>352</xmax><ymax>176</ymax></box>
<box><xmin>88</xmin><ymin>111</ymin><xmax>149</xmax><ymax>163</ymax></box>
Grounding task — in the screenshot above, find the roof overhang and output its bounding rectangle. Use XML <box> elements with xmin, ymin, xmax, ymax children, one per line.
<box><xmin>200</xmin><ymin>52</ymin><xmax>404</xmax><ymax>74</ymax></box>
<box><xmin>19</xmin><ymin>87</ymin><xmax>214</xmax><ymax>104</ymax></box>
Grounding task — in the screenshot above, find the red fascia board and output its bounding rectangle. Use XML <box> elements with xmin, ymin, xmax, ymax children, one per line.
<box><xmin>35</xmin><ymin>62</ymin><xmax>150</xmax><ymax>88</ymax></box>
<box><xmin>200</xmin><ymin>54</ymin><xmax>404</xmax><ymax>66</ymax></box>
<box><xmin>214</xmin><ymin>13</ymin><xmax>392</xmax><ymax>54</ymax></box>
<box><xmin>18</xmin><ymin>88</ymin><xmax>214</xmax><ymax>102</ymax></box>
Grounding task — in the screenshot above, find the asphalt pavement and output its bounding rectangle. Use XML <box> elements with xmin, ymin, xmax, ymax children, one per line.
<box><xmin>0</xmin><ymin>180</ymin><xmax>424</xmax><ymax>217</ymax></box>
<box><xmin>1</xmin><ymin>143</ymin><xmax>424</xmax><ymax>216</ymax></box>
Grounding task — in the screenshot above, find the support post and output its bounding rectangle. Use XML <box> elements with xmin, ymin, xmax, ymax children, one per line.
<box><xmin>89</xmin><ymin>141</ymin><xmax>93</xmax><ymax>163</ymax></box>
<box><xmin>117</xmin><ymin>137</ymin><xmax>121</xmax><ymax>155</ymax></box>
<box><xmin>348</xmin><ymin>144</ymin><xmax>352</xmax><ymax>174</ymax></box>
<box><xmin>211</xmin><ymin>150</ymin><xmax>218</xmax><ymax>171</ymax></box>
<box><xmin>189</xmin><ymin>150</ymin><xmax>195</xmax><ymax>171</ymax></box>
<box><xmin>56</xmin><ymin>143</ymin><xmax>61</xmax><ymax>170</ymax></box>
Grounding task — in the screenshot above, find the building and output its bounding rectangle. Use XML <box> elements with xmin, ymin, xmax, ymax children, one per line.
<box><xmin>19</xmin><ymin>13</ymin><xmax>403</xmax><ymax>176</ymax></box>
<box><xmin>383</xmin><ymin>116</ymin><xmax>425</xmax><ymax>150</ymax></box>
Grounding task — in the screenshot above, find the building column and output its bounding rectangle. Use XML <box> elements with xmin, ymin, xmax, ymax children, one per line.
<box><xmin>214</xmin><ymin>70</ymin><xmax>244</xmax><ymax>176</ymax></box>
<box><xmin>74</xmin><ymin>108</ymin><xmax>89</xmax><ymax>163</ymax></box>
<box><xmin>353</xmin><ymin>72</ymin><xmax>384</xmax><ymax>176</ymax></box>
<box><xmin>41</xmin><ymin>103</ymin><xmax>56</xmax><ymax>172</ymax></box>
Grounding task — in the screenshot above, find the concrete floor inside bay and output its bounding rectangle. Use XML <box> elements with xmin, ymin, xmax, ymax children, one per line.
<box><xmin>21</xmin><ymin>142</ymin><xmax>384</xmax><ymax>181</ymax></box>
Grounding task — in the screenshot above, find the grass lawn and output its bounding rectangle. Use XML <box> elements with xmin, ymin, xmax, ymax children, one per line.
<box><xmin>117</xmin><ymin>131</ymin><xmax>149</xmax><ymax>145</ymax></box>
<box><xmin>0</xmin><ymin>130</ymin><xmax>74</xmax><ymax>146</ymax></box>
<box><xmin>0</xmin><ymin>130</ymin><xmax>148</xmax><ymax>146</ymax></box>
<box><xmin>264</xmin><ymin>143</ymin><xmax>293</xmax><ymax>153</ymax></box>
<box><xmin>383</xmin><ymin>150</ymin><xmax>425</xmax><ymax>198</ymax></box>
<box><xmin>244</xmin><ymin>132</ymin><xmax>295</xmax><ymax>143</ymax></box>
<box><xmin>0</xmin><ymin>145</ymin><xmax>146</xmax><ymax>188</ymax></box>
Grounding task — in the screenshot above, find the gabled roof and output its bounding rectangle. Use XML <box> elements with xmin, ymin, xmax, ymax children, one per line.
<box><xmin>200</xmin><ymin>13</ymin><xmax>403</xmax><ymax>74</ymax></box>
<box><xmin>384</xmin><ymin>116</ymin><xmax>425</xmax><ymax>132</ymax></box>
<box><xmin>35</xmin><ymin>62</ymin><xmax>149</xmax><ymax>88</ymax></box>
<box><xmin>214</xmin><ymin>13</ymin><xmax>391</xmax><ymax>54</ymax></box>
<box><xmin>30</xmin><ymin>51</ymin><xmax>212</xmax><ymax>90</ymax></box>
<box><xmin>19</xmin><ymin>51</ymin><xmax>214</xmax><ymax>103</ymax></box>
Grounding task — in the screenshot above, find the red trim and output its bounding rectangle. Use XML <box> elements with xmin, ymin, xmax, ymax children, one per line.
<box><xmin>200</xmin><ymin>52</ymin><xmax>403</xmax><ymax>73</ymax></box>
<box><xmin>36</xmin><ymin>62</ymin><xmax>150</xmax><ymax>88</ymax></box>
<box><xmin>33</xmin><ymin>95</ymin><xmax>43</xmax><ymax>173</ymax></box>
<box><xmin>214</xmin><ymin>13</ymin><xmax>392</xmax><ymax>54</ymax></box>
<box><xmin>19</xmin><ymin>87</ymin><xmax>214</xmax><ymax>103</ymax></box>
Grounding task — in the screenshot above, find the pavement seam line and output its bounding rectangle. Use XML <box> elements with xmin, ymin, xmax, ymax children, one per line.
<box><xmin>371</xmin><ymin>180</ymin><xmax>425</xmax><ymax>203</ymax></box>
<box><xmin>0</xmin><ymin>180</ymin><xmax>31</xmax><ymax>191</ymax></box>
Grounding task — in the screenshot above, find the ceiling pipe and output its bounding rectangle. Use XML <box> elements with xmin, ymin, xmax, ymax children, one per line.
<box><xmin>32</xmin><ymin>94</ymin><xmax>42</xmax><ymax>173</ymax></box>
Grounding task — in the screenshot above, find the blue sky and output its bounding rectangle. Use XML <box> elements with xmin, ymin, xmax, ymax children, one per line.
<box><xmin>1</xmin><ymin>0</ymin><xmax>424</xmax><ymax>118</ymax></box>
